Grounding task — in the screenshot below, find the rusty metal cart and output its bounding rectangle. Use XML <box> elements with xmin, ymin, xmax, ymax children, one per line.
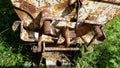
<box><xmin>11</xmin><ymin>0</ymin><xmax>120</xmax><ymax>68</ymax></box>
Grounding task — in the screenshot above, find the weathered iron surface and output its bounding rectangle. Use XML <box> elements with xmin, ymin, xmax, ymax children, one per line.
<box><xmin>11</xmin><ymin>0</ymin><xmax>120</xmax><ymax>67</ymax></box>
<box><xmin>11</xmin><ymin>0</ymin><xmax>120</xmax><ymax>43</ymax></box>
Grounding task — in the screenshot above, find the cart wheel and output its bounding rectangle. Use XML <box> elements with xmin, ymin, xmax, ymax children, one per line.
<box><xmin>43</xmin><ymin>20</ymin><xmax>51</xmax><ymax>35</ymax></box>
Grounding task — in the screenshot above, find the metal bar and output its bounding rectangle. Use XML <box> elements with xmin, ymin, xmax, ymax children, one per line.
<box><xmin>42</xmin><ymin>16</ymin><xmax>104</xmax><ymax>25</ymax></box>
<box><xmin>84</xmin><ymin>19</ymin><xmax>105</xmax><ymax>25</ymax></box>
<box><xmin>45</xmin><ymin>47</ymin><xmax>80</xmax><ymax>52</ymax></box>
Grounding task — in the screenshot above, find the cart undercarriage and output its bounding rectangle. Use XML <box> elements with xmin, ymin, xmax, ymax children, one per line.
<box><xmin>11</xmin><ymin>0</ymin><xmax>120</xmax><ymax>68</ymax></box>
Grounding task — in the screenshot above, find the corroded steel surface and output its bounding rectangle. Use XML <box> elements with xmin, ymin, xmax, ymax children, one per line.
<box><xmin>11</xmin><ymin>0</ymin><xmax>120</xmax><ymax>67</ymax></box>
<box><xmin>11</xmin><ymin>0</ymin><xmax>120</xmax><ymax>23</ymax></box>
<box><xmin>11</xmin><ymin>0</ymin><xmax>120</xmax><ymax>43</ymax></box>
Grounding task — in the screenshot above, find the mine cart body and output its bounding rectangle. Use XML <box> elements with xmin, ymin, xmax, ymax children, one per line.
<box><xmin>11</xmin><ymin>0</ymin><xmax>120</xmax><ymax>67</ymax></box>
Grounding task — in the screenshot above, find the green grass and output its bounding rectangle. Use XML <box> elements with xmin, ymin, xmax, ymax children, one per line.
<box><xmin>0</xmin><ymin>1</ymin><xmax>31</xmax><ymax>68</ymax></box>
<box><xmin>77</xmin><ymin>15</ymin><xmax>120</xmax><ymax>68</ymax></box>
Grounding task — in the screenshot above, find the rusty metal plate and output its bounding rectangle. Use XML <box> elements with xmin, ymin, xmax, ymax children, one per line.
<box><xmin>11</xmin><ymin>0</ymin><xmax>120</xmax><ymax>43</ymax></box>
<box><xmin>11</xmin><ymin>1</ymin><xmax>120</xmax><ymax>67</ymax></box>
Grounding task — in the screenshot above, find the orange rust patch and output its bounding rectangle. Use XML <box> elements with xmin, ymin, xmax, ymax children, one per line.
<box><xmin>76</xmin><ymin>24</ymin><xmax>92</xmax><ymax>37</ymax></box>
<box><xmin>54</xmin><ymin>1</ymin><xmax>69</xmax><ymax>13</ymax></box>
<box><xmin>20</xmin><ymin>1</ymin><xmax>36</xmax><ymax>13</ymax></box>
<box><xmin>19</xmin><ymin>0</ymin><xmax>24</xmax><ymax>3</ymax></box>
<box><xmin>115</xmin><ymin>9</ymin><xmax>120</xmax><ymax>16</ymax></box>
<box><xmin>67</xmin><ymin>9</ymin><xmax>76</xmax><ymax>18</ymax></box>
